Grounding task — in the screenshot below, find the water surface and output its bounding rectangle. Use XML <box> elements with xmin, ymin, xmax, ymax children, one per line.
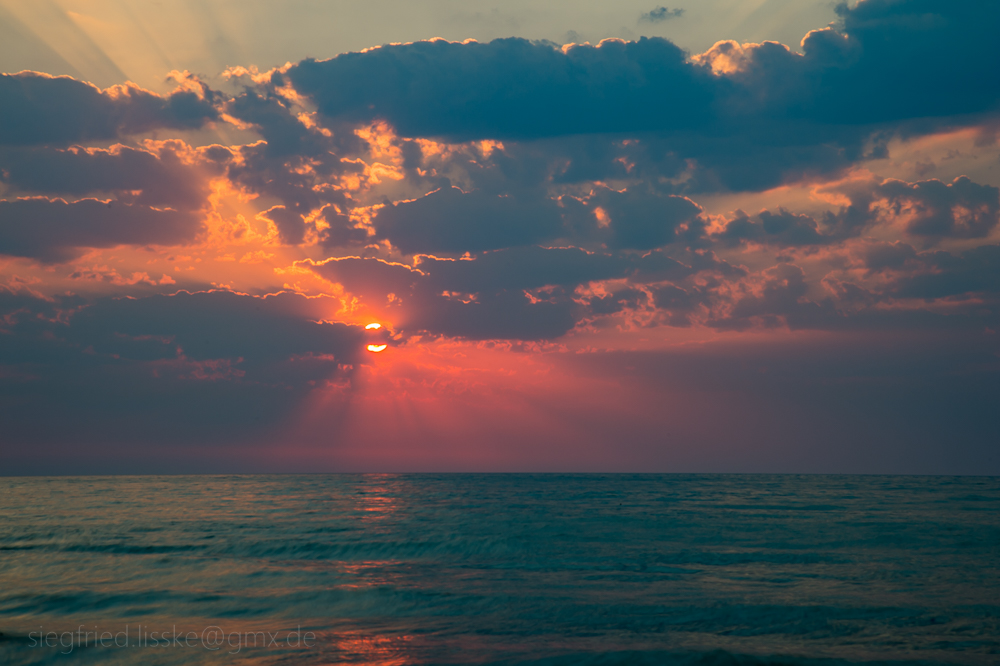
<box><xmin>1</xmin><ymin>474</ymin><xmax>997</xmax><ymax>664</ymax></box>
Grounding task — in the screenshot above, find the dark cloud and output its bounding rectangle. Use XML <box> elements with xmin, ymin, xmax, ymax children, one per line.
<box><xmin>0</xmin><ymin>289</ymin><xmax>365</xmax><ymax>449</ymax></box>
<box><xmin>202</xmin><ymin>88</ymin><xmax>363</xmax><ymax>246</ymax></box>
<box><xmin>0</xmin><ymin>143</ymin><xmax>208</xmax><ymax>211</ymax></box>
<box><xmin>877</xmin><ymin>176</ymin><xmax>1000</xmax><ymax>240</ymax></box>
<box><xmin>586</xmin><ymin>249</ymin><xmax>737</xmax><ymax>329</ymax></box>
<box><xmin>860</xmin><ymin>240</ymin><xmax>918</xmax><ymax>273</ymax></box>
<box><xmin>640</xmin><ymin>7</ymin><xmax>684</xmax><ymax>23</ymax></box>
<box><xmin>68</xmin><ymin>290</ymin><xmax>363</xmax><ymax>375</ymax></box>
<box><xmin>227</xmin><ymin>90</ymin><xmax>327</xmax><ymax>159</ymax></box>
<box><xmin>420</xmin><ymin>288</ymin><xmax>580</xmax><ymax>341</ymax></box>
<box><xmin>373</xmin><ymin>186</ymin><xmax>564</xmax><ymax>255</ymax></box>
<box><xmin>285</xmin><ymin>37</ymin><xmax>715</xmax><ymax>140</ymax></box>
<box><xmin>447</xmin><ymin>124</ymin><xmax>861</xmax><ymax>198</ymax></box>
<box><xmin>708</xmin><ymin>263</ymin><xmax>839</xmax><ymax>331</ymax></box>
<box><xmin>757</xmin><ymin>209</ymin><xmax>830</xmax><ymax>246</ymax></box>
<box><xmin>258</xmin><ymin>204</ymin><xmax>310</xmax><ymax>246</ymax></box>
<box><xmin>317</xmin><ymin>0</ymin><xmax>1000</xmax><ymax>142</ymax></box>
<box><xmin>587</xmin><ymin>187</ymin><xmax>704</xmax><ymax>249</ymax></box>
<box><xmin>307</xmin><ymin>245</ymin><xmax>749</xmax><ymax>339</ymax></box>
<box><xmin>417</xmin><ymin>246</ymin><xmax>632</xmax><ymax>294</ymax></box>
<box><xmin>892</xmin><ymin>244</ymin><xmax>1000</xmax><ymax>300</ymax></box>
<box><xmin>318</xmin><ymin>205</ymin><xmax>370</xmax><ymax>248</ymax></box>
<box><xmin>827</xmin><ymin>0</ymin><xmax>1000</xmax><ymax>125</ymax></box>
<box><xmin>630</xmin><ymin>248</ymin><xmax>746</xmax><ymax>283</ymax></box>
<box><xmin>0</xmin><ymin>72</ymin><xmax>219</xmax><ymax>147</ymax></box>
<box><xmin>705</xmin><ymin>1</ymin><xmax>1000</xmax><ymax>127</ymax></box>
<box><xmin>661</xmin><ymin>126</ymin><xmax>869</xmax><ymax>194</ymax></box>
<box><xmin>429</xmin><ymin>244</ymin><xmax>740</xmax><ymax>299</ymax></box>
<box><xmin>590</xmin><ymin>287</ymin><xmax>648</xmax><ymax>315</ymax></box>
<box><xmin>308</xmin><ymin>247</ymin><xmax>638</xmax><ymax>340</ymax></box>
<box><xmin>0</xmin><ymin>197</ymin><xmax>203</xmax><ymax>262</ymax></box>
<box><xmin>225</xmin><ymin>142</ymin><xmax>352</xmax><ymax>245</ymax></box>
<box><xmin>700</xmin><ymin>240</ymin><xmax>1000</xmax><ymax>332</ymax></box>
<box><xmin>361</xmin><ymin>181</ymin><xmax>707</xmax><ymax>256</ymax></box>
<box><xmin>272</xmin><ymin>2</ymin><xmax>1000</xmax><ymax>194</ymax></box>
<box><xmin>714</xmin><ymin>174</ymin><xmax>1000</xmax><ymax>249</ymax></box>
<box><xmin>719</xmin><ymin>208</ymin><xmax>832</xmax><ymax>247</ymax></box>
<box><xmin>650</xmin><ymin>282</ymin><xmax>712</xmax><ymax>326</ymax></box>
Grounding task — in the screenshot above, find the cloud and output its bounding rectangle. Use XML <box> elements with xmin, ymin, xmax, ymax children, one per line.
<box><xmin>282</xmin><ymin>1</ymin><xmax>1000</xmax><ymax>141</ymax></box>
<box><xmin>715</xmin><ymin>173</ymin><xmax>1000</xmax><ymax>249</ymax></box>
<box><xmin>0</xmin><ymin>143</ymin><xmax>208</xmax><ymax>211</ymax></box>
<box><xmin>630</xmin><ymin>247</ymin><xmax>745</xmax><ymax>283</ymax></box>
<box><xmin>305</xmin><ymin>245</ymin><xmax>752</xmax><ymax>340</ymax></box>
<box><xmin>0</xmin><ymin>197</ymin><xmax>203</xmax><ymax>262</ymax></box>
<box><xmin>285</xmin><ymin>37</ymin><xmax>714</xmax><ymax>140</ymax></box>
<box><xmin>891</xmin><ymin>244</ymin><xmax>1000</xmax><ymax>300</ymax></box>
<box><xmin>257</xmin><ymin>204</ymin><xmax>310</xmax><ymax>246</ymax></box>
<box><xmin>591</xmin><ymin>287</ymin><xmax>648</xmax><ymax>314</ymax></box>
<box><xmin>269</xmin><ymin>2</ymin><xmax>1000</xmax><ymax>194</ymax></box>
<box><xmin>0</xmin><ymin>289</ymin><xmax>366</xmax><ymax>373</ymax></box>
<box><xmin>355</xmin><ymin>180</ymin><xmax>709</xmax><ymax>256</ymax></box>
<box><xmin>640</xmin><ymin>7</ymin><xmax>684</xmax><ymax>23</ymax></box>
<box><xmin>877</xmin><ymin>176</ymin><xmax>1000</xmax><ymax>240</ymax></box>
<box><xmin>307</xmin><ymin>247</ymin><xmax>639</xmax><ymax>340</ymax></box>
<box><xmin>373</xmin><ymin>186</ymin><xmax>564</xmax><ymax>254</ymax></box>
<box><xmin>318</xmin><ymin>205</ymin><xmax>369</xmax><ymax>248</ymax></box>
<box><xmin>224</xmin><ymin>140</ymin><xmax>352</xmax><ymax>244</ymax></box>
<box><xmin>694</xmin><ymin>236</ymin><xmax>1000</xmax><ymax>332</ymax></box>
<box><xmin>0</xmin><ymin>288</ymin><xmax>366</xmax><ymax>451</ymax></box>
<box><xmin>709</xmin><ymin>263</ymin><xmax>837</xmax><ymax>331</ymax></box>
<box><xmin>859</xmin><ymin>240</ymin><xmax>917</xmax><ymax>273</ymax></box>
<box><xmin>418</xmin><ymin>246</ymin><xmax>634</xmax><ymax>294</ymax></box>
<box><xmin>226</xmin><ymin>90</ymin><xmax>329</xmax><ymax>159</ymax></box>
<box><xmin>68</xmin><ymin>290</ymin><xmax>363</xmax><ymax>373</ymax></box>
<box><xmin>700</xmin><ymin>2</ymin><xmax>1000</xmax><ymax>127</ymax></box>
<box><xmin>0</xmin><ymin>72</ymin><xmax>219</xmax><ymax>147</ymax></box>
<box><xmin>826</xmin><ymin>0</ymin><xmax>1000</xmax><ymax>125</ymax></box>
<box><xmin>586</xmin><ymin>187</ymin><xmax>704</xmax><ymax>249</ymax></box>
<box><xmin>718</xmin><ymin>208</ymin><xmax>834</xmax><ymax>247</ymax></box>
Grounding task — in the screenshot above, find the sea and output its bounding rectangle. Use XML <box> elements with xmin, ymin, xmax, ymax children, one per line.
<box><xmin>0</xmin><ymin>474</ymin><xmax>997</xmax><ymax>665</ymax></box>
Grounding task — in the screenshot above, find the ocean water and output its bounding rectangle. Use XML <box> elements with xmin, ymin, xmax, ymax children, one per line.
<box><xmin>0</xmin><ymin>475</ymin><xmax>997</xmax><ymax>665</ymax></box>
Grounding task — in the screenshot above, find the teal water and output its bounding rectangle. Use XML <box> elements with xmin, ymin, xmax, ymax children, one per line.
<box><xmin>0</xmin><ymin>475</ymin><xmax>997</xmax><ymax>665</ymax></box>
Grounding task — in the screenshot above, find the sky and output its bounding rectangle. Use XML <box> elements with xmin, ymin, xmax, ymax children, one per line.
<box><xmin>1</xmin><ymin>0</ymin><xmax>998</xmax><ymax>474</ymax></box>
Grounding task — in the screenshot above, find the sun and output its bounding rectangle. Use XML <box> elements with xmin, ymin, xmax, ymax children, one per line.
<box><xmin>367</xmin><ymin>344</ymin><xmax>387</xmax><ymax>352</ymax></box>
<box><xmin>365</xmin><ymin>323</ymin><xmax>381</xmax><ymax>330</ymax></box>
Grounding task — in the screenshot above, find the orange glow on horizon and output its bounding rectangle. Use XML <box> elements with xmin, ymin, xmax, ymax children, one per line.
<box><xmin>283</xmin><ymin>337</ymin><xmax>680</xmax><ymax>471</ymax></box>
